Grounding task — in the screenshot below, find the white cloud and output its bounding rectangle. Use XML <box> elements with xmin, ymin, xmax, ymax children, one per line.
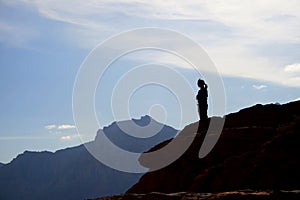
<box><xmin>252</xmin><ymin>84</ymin><xmax>267</xmax><ymax>90</ymax></box>
<box><xmin>60</xmin><ymin>135</ymin><xmax>71</xmax><ymax>140</ymax></box>
<box><xmin>21</xmin><ymin>0</ymin><xmax>300</xmax><ymax>43</ymax></box>
<box><xmin>57</xmin><ymin>124</ymin><xmax>76</xmax><ymax>130</ymax></box>
<box><xmin>60</xmin><ymin>135</ymin><xmax>79</xmax><ymax>140</ymax></box>
<box><xmin>45</xmin><ymin>124</ymin><xmax>76</xmax><ymax>131</ymax></box>
<box><xmin>44</xmin><ymin>124</ymin><xmax>56</xmax><ymax>130</ymax></box>
<box><xmin>4</xmin><ymin>0</ymin><xmax>300</xmax><ymax>87</ymax></box>
<box><xmin>284</xmin><ymin>63</ymin><xmax>300</xmax><ymax>73</ymax></box>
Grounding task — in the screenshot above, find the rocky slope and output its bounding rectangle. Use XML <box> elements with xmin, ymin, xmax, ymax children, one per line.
<box><xmin>126</xmin><ymin>101</ymin><xmax>300</xmax><ymax>194</ymax></box>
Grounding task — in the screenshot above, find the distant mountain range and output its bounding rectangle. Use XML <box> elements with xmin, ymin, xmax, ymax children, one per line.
<box><xmin>0</xmin><ymin>116</ymin><xmax>178</xmax><ymax>200</ymax></box>
<box><xmin>127</xmin><ymin>100</ymin><xmax>300</xmax><ymax>195</ymax></box>
<box><xmin>0</xmin><ymin>163</ymin><xmax>3</xmax><ymax>168</ymax></box>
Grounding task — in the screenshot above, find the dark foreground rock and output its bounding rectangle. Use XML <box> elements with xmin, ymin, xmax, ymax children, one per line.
<box><xmin>94</xmin><ymin>190</ymin><xmax>300</xmax><ymax>200</ymax></box>
<box><xmin>127</xmin><ymin>101</ymin><xmax>300</xmax><ymax>194</ymax></box>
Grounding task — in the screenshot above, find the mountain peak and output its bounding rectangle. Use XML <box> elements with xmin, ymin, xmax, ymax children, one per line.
<box><xmin>132</xmin><ymin>115</ymin><xmax>152</xmax><ymax>126</ymax></box>
<box><xmin>102</xmin><ymin>115</ymin><xmax>154</xmax><ymax>131</ymax></box>
<box><xmin>95</xmin><ymin>115</ymin><xmax>177</xmax><ymax>153</ymax></box>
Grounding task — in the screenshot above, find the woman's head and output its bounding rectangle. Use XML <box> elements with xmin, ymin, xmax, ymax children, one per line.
<box><xmin>197</xmin><ymin>79</ymin><xmax>206</xmax><ymax>88</ymax></box>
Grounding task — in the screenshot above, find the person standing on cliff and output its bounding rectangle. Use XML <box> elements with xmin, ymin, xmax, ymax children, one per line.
<box><xmin>196</xmin><ymin>79</ymin><xmax>208</xmax><ymax>121</ymax></box>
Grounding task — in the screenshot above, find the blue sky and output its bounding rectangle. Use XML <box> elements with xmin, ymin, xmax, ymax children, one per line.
<box><xmin>0</xmin><ymin>0</ymin><xmax>300</xmax><ymax>163</ymax></box>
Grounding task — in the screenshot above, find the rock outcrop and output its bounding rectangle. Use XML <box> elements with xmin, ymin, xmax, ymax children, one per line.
<box><xmin>127</xmin><ymin>101</ymin><xmax>300</xmax><ymax>194</ymax></box>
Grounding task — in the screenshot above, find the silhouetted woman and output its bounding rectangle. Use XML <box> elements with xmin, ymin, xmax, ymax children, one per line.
<box><xmin>196</xmin><ymin>79</ymin><xmax>208</xmax><ymax>121</ymax></box>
